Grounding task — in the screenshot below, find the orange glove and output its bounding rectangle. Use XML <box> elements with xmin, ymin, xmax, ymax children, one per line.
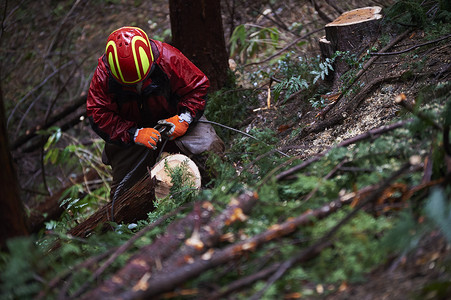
<box><xmin>134</xmin><ymin>127</ymin><xmax>161</xmax><ymax>150</ymax></box>
<box><xmin>157</xmin><ymin>115</ymin><xmax>190</xmax><ymax>140</ymax></box>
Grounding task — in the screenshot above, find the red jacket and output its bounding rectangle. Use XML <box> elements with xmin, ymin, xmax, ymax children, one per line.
<box><xmin>87</xmin><ymin>39</ymin><xmax>209</xmax><ymax>145</ymax></box>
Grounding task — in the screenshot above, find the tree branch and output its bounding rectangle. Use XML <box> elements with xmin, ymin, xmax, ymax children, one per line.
<box><xmin>78</xmin><ymin>191</ymin><xmax>256</xmax><ymax>299</ymax></box>
<box><xmin>276</xmin><ymin>119</ymin><xmax>412</xmax><ymax>181</ymax></box>
<box><xmin>11</xmin><ymin>95</ymin><xmax>86</xmax><ymax>150</ymax></box>
<box><xmin>243</xmin><ymin>28</ymin><xmax>323</xmax><ymax>67</ymax></box>
<box><xmin>370</xmin><ymin>34</ymin><xmax>451</xmax><ymax>56</ymax></box>
<box><xmin>118</xmin><ymin>188</ymin><xmax>368</xmax><ymax>299</ymax></box>
<box><xmin>252</xmin><ymin>162</ymin><xmax>414</xmax><ymax>299</ymax></box>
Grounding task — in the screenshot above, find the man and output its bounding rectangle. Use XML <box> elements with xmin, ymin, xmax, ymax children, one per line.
<box><xmin>87</xmin><ymin>26</ymin><xmax>223</xmax><ymax>196</ymax></box>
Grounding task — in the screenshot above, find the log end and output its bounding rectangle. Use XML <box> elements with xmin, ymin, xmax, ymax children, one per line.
<box><xmin>150</xmin><ymin>153</ymin><xmax>201</xmax><ymax>199</ymax></box>
<box><xmin>326</xmin><ymin>6</ymin><xmax>382</xmax><ymax>27</ymax></box>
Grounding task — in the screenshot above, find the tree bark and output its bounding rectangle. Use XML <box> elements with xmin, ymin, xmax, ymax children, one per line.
<box><xmin>319</xmin><ymin>6</ymin><xmax>382</xmax><ymax>85</ymax></box>
<box><xmin>68</xmin><ymin>175</ymin><xmax>156</xmax><ymax>238</ymax></box>
<box><xmin>80</xmin><ymin>191</ymin><xmax>258</xmax><ymax>300</ymax></box>
<box><xmin>169</xmin><ymin>0</ymin><xmax>229</xmax><ymax>91</ymax></box>
<box><xmin>0</xmin><ymin>76</ymin><xmax>29</xmax><ymax>249</ymax></box>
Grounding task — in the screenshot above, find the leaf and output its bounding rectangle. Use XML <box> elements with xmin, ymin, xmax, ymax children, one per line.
<box><xmin>43</xmin><ymin>127</ymin><xmax>62</xmax><ymax>151</ymax></box>
<box><xmin>425</xmin><ymin>187</ymin><xmax>451</xmax><ymax>242</ymax></box>
<box><xmin>230</xmin><ymin>24</ymin><xmax>247</xmax><ymax>56</ymax></box>
<box><xmin>44</xmin><ymin>148</ymin><xmax>60</xmax><ymax>165</ymax></box>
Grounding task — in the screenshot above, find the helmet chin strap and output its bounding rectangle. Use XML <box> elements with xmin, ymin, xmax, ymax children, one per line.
<box><xmin>136</xmin><ymin>82</ymin><xmax>143</xmax><ymax>93</ymax></box>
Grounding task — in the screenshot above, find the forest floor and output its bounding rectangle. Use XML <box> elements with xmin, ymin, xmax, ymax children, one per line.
<box><xmin>247</xmin><ymin>28</ymin><xmax>451</xmax><ymax>300</ymax></box>
<box><xmin>229</xmin><ymin>2</ymin><xmax>451</xmax><ymax>297</ymax></box>
<box><xmin>3</xmin><ymin>0</ymin><xmax>451</xmax><ymax>298</ymax></box>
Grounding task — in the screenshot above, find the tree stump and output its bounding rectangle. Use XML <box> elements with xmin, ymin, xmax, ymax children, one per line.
<box><xmin>150</xmin><ymin>153</ymin><xmax>201</xmax><ymax>199</ymax></box>
<box><xmin>319</xmin><ymin>6</ymin><xmax>382</xmax><ymax>86</ymax></box>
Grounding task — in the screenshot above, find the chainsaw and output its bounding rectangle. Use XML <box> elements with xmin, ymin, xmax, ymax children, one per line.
<box><xmin>110</xmin><ymin>123</ymin><xmax>171</xmax><ymax>222</ymax></box>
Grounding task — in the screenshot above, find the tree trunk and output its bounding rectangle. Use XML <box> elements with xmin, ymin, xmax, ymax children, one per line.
<box><xmin>169</xmin><ymin>0</ymin><xmax>229</xmax><ymax>91</ymax></box>
<box><xmin>80</xmin><ymin>191</ymin><xmax>258</xmax><ymax>300</ymax></box>
<box><xmin>319</xmin><ymin>6</ymin><xmax>382</xmax><ymax>86</ymax></box>
<box><xmin>68</xmin><ymin>175</ymin><xmax>156</xmax><ymax>238</ymax></box>
<box><xmin>0</xmin><ymin>77</ymin><xmax>29</xmax><ymax>249</ymax></box>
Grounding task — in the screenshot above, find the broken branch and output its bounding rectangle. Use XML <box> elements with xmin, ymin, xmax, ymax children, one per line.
<box><xmin>253</xmin><ymin>162</ymin><xmax>413</xmax><ymax>298</ymax></box>
<box><xmin>276</xmin><ymin>119</ymin><xmax>412</xmax><ymax>181</ymax></box>
<box><xmin>370</xmin><ymin>34</ymin><xmax>451</xmax><ymax>56</ymax></box>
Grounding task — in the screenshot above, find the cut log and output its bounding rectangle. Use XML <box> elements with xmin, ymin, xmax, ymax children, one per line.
<box><xmin>319</xmin><ymin>6</ymin><xmax>382</xmax><ymax>85</ymax></box>
<box><xmin>80</xmin><ymin>191</ymin><xmax>258</xmax><ymax>300</ymax></box>
<box><xmin>67</xmin><ymin>154</ymin><xmax>201</xmax><ymax>237</ymax></box>
<box><xmin>150</xmin><ymin>153</ymin><xmax>201</xmax><ymax>199</ymax></box>
<box><xmin>68</xmin><ymin>175</ymin><xmax>156</xmax><ymax>238</ymax></box>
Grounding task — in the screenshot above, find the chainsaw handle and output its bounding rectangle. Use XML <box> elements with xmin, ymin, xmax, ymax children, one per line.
<box><xmin>154</xmin><ymin>124</ymin><xmax>171</xmax><ymax>135</ymax></box>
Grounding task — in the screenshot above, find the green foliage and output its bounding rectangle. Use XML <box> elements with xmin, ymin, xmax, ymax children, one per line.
<box><xmin>273</xmin><ymin>75</ymin><xmax>308</xmax><ymax>103</ymax></box>
<box><xmin>227</xmin><ymin>127</ymin><xmax>286</xmax><ymax>184</ymax></box>
<box><xmin>382</xmin><ymin>187</ymin><xmax>451</xmax><ymax>262</ymax></box>
<box><xmin>417</xmin><ymin>280</ymin><xmax>451</xmax><ymax>300</ymax></box>
<box><xmin>0</xmin><ymin>238</ymin><xmax>43</xmax><ymax>299</ymax></box>
<box><xmin>275</xmin><ymin>52</ymin><xmax>315</xmax><ymax>79</ymax></box>
<box><xmin>332</xmin><ymin>50</ymin><xmax>372</xmax><ymax>97</ymax></box>
<box><xmin>385</xmin><ymin>0</ymin><xmax>451</xmax><ymax>27</ymax></box>
<box><xmin>230</xmin><ymin>24</ymin><xmax>280</xmax><ymax>62</ymax></box>
<box><xmin>425</xmin><ymin>187</ymin><xmax>451</xmax><ymax>242</ymax></box>
<box><xmin>147</xmin><ymin>159</ymin><xmax>199</xmax><ymax>223</ymax></box>
<box><xmin>386</xmin><ymin>0</ymin><xmax>428</xmax><ymax>26</ymax></box>
<box><xmin>205</xmin><ymin>85</ymin><xmax>258</xmax><ymax>141</ymax></box>
<box><xmin>444</xmin><ymin>96</ymin><xmax>451</xmax><ymax>127</ymax></box>
<box><xmin>311</xmin><ymin>210</ymin><xmax>393</xmax><ymax>283</ymax></box>
<box><xmin>37</xmin><ymin>128</ymin><xmax>111</xmax><ymax>232</ymax></box>
<box><xmin>381</xmin><ymin>210</ymin><xmax>425</xmax><ymax>254</ymax></box>
<box><xmin>310</xmin><ymin>57</ymin><xmax>335</xmax><ymax>84</ymax></box>
<box><xmin>255</xmin><ymin>49</ymin><xmax>367</xmax><ymax>109</ymax></box>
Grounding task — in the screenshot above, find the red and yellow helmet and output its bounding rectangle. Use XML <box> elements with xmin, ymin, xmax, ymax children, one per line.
<box><xmin>105</xmin><ymin>27</ymin><xmax>154</xmax><ymax>85</ymax></box>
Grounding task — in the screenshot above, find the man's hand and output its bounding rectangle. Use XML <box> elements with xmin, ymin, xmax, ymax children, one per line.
<box><xmin>134</xmin><ymin>128</ymin><xmax>161</xmax><ymax>150</ymax></box>
<box><xmin>157</xmin><ymin>114</ymin><xmax>190</xmax><ymax>140</ymax></box>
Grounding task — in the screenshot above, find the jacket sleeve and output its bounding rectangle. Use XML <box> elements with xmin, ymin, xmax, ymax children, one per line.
<box><xmin>158</xmin><ymin>43</ymin><xmax>210</xmax><ymax>121</ymax></box>
<box><xmin>86</xmin><ymin>59</ymin><xmax>137</xmax><ymax>145</ymax></box>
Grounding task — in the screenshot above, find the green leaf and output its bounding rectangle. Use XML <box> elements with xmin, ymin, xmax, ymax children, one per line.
<box><xmin>44</xmin><ymin>148</ymin><xmax>60</xmax><ymax>165</ymax></box>
<box><xmin>43</xmin><ymin>127</ymin><xmax>62</xmax><ymax>151</ymax></box>
<box><xmin>425</xmin><ymin>187</ymin><xmax>451</xmax><ymax>242</ymax></box>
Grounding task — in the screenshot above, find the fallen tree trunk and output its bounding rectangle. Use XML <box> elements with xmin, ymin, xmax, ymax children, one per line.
<box><xmin>112</xmin><ymin>189</ymin><xmax>360</xmax><ymax>299</ymax></box>
<box><xmin>67</xmin><ymin>153</ymin><xmax>200</xmax><ymax>237</ymax></box>
<box><xmin>68</xmin><ymin>174</ymin><xmax>156</xmax><ymax>238</ymax></box>
<box><xmin>80</xmin><ymin>191</ymin><xmax>258</xmax><ymax>299</ymax></box>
